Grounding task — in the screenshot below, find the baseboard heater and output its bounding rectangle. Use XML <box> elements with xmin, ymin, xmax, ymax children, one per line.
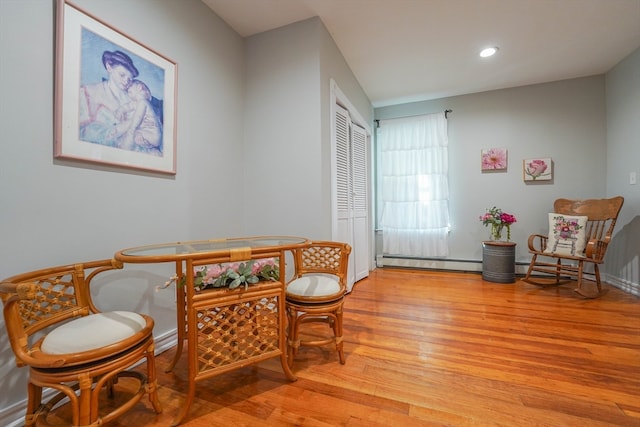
<box><xmin>376</xmin><ymin>255</ymin><xmax>531</xmax><ymax>275</ymax></box>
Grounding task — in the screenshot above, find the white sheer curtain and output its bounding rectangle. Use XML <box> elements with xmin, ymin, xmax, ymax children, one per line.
<box><xmin>377</xmin><ymin>112</ymin><xmax>449</xmax><ymax>257</ymax></box>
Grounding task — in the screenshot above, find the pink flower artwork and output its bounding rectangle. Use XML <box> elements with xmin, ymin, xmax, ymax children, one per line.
<box><xmin>523</xmin><ymin>158</ymin><xmax>552</xmax><ymax>181</ymax></box>
<box><xmin>481</xmin><ymin>147</ymin><xmax>508</xmax><ymax>171</ymax></box>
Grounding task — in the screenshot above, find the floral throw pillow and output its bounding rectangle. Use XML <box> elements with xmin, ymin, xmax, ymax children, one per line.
<box><xmin>544</xmin><ymin>213</ymin><xmax>588</xmax><ymax>256</ymax></box>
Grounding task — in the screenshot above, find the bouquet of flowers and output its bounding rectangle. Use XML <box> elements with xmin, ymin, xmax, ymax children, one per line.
<box><xmin>479</xmin><ymin>206</ymin><xmax>517</xmax><ymax>241</ymax></box>
<box><xmin>195</xmin><ymin>258</ymin><xmax>279</xmax><ymax>290</ymax></box>
<box><xmin>160</xmin><ymin>258</ymin><xmax>279</xmax><ymax>291</ymax></box>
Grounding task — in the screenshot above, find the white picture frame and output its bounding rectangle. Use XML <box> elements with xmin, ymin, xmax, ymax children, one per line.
<box><xmin>523</xmin><ymin>158</ymin><xmax>553</xmax><ymax>181</ymax></box>
<box><xmin>54</xmin><ymin>0</ymin><xmax>178</xmax><ymax>174</ymax></box>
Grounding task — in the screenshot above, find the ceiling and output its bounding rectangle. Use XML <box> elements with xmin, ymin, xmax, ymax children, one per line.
<box><xmin>202</xmin><ymin>0</ymin><xmax>640</xmax><ymax>107</ymax></box>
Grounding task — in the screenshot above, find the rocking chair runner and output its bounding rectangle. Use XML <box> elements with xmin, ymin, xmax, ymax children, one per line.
<box><xmin>522</xmin><ymin>196</ymin><xmax>624</xmax><ymax>298</ymax></box>
<box><xmin>0</xmin><ymin>259</ymin><xmax>162</xmax><ymax>426</ymax></box>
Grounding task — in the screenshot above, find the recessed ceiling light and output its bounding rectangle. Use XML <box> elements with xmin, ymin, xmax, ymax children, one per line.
<box><xmin>480</xmin><ymin>47</ymin><xmax>499</xmax><ymax>58</ymax></box>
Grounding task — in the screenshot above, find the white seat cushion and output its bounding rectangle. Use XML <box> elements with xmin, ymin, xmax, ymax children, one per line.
<box><xmin>286</xmin><ymin>275</ymin><xmax>341</xmax><ymax>298</ymax></box>
<box><xmin>41</xmin><ymin>311</ymin><xmax>147</xmax><ymax>355</ymax></box>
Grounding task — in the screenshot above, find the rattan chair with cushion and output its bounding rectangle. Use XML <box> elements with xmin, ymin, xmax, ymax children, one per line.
<box><xmin>0</xmin><ymin>259</ymin><xmax>162</xmax><ymax>426</ymax></box>
<box><xmin>522</xmin><ymin>196</ymin><xmax>624</xmax><ymax>298</ymax></box>
<box><xmin>285</xmin><ymin>241</ymin><xmax>351</xmax><ymax>366</ymax></box>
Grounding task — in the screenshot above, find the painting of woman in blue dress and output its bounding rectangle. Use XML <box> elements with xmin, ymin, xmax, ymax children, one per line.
<box><xmin>78</xmin><ymin>29</ymin><xmax>164</xmax><ymax>156</ymax></box>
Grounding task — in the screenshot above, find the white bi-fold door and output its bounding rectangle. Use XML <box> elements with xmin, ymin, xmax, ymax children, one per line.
<box><xmin>335</xmin><ymin>104</ymin><xmax>369</xmax><ymax>291</ymax></box>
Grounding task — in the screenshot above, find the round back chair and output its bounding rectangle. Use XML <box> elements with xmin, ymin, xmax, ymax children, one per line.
<box><xmin>0</xmin><ymin>259</ymin><xmax>162</xmax><ymax>426</ymax></box>
<box><xmin>285</xmin><ymin>241</ymin><xmax>351</xmax><ymax>366</ymax></box>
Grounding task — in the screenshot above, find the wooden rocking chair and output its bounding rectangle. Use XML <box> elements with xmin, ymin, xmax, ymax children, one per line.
<box><xmin>522</xmin><ymin>196</ymin><xmax>624</xmax><ymax>298</ymax></box>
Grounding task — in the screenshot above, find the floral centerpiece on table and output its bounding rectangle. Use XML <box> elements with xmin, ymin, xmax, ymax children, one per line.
<box><xmin>160</xmin><ymin>258</ymin><xmax>279</xmax><ymax>291</ymax></box>
<box><xmin>479</xmin><ymin>207</ymin><xmax>517</xmax><ymax>241</ymax></box>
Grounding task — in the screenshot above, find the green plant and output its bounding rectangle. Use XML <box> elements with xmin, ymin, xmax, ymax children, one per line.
<box><xmin>160</xmin><ymin>258</ymin><xmax>279</xmax><ymax>291</ymax></box>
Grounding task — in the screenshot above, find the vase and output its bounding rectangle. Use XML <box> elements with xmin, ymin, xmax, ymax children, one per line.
<box><xmin>490</xmin><ymin>224</ymin><xmax>504</xmax><ymax>241</ymax></box>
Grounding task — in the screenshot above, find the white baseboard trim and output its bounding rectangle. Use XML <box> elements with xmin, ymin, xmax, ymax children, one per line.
<box><xmin>376</xmin><ymin>256</ymin><xmax>530</xmax><ymax>275</ymax></box>
<box><xmin>603</xmin><ymin>273</ymin><xmax>640</xmax><ymax>297</ymax></box>
<box><xmin>154</xmin><ymin>328</ymin><xmax>179</xmax><ymax>355</ymax></box>
<box><xmin>0</xmin><ymin>329</ymin><xmax>179</xmax><ymax>427</ymax></box>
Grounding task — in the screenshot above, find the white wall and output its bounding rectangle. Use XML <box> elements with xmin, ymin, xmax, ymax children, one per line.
<box><xmin>605</xmin><ymin>47</ymin><xmax>640</xmax><ymax>292</ymax></box>
<box><xmin>243</xmin><ymin>18</ymin><xmax>324</xmax><ymax>237</ymax></box>
<box><xmin>0</xmin><ymin>0</ymin><xmax>246</xmax><ymax>420</ymax></box>
<box><xmin>243</xmin><ymin>18</ymin><xmax>372</xmax><ymax>238</ymax></box>
<box><xmin>376</xmin><ymin>76</ymin><xmax>608</xmax><ymax>263</ymax></box>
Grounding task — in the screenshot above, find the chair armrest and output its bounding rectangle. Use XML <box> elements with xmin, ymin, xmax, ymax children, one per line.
<box><xmin>0</xmin><ymin>281</ymin><xmax>37</xmax><ymax>301</ymax></box>
<box><xmin>83</xmin><ymin>259</ymin><xmax>124</xmax><ymax>314</ymax></box>
<box><xmin>527</xmin><ymin>234</ymin><xmax>547</xmax><ymax>253</ymax></box>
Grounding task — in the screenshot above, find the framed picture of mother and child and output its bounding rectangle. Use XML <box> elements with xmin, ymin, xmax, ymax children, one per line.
<box><xmin>54</xmin><ymin>0</ymin><xmax>177</xmax><ymax>174</ymax></box>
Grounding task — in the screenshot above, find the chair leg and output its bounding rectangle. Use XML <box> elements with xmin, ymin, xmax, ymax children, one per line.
<box><xmin>77</xmin><ymin>374</ymin><xmax>93</xmax><ymax>426</ymax></box>
<box><xmin>146</xmin><ymin>342</ymin><xmax>163</xmax><ymax>414</ymax></box>
<box><xmin>25</xmin><ymin>382</ymin><xmax>42</xmax><ymax>427</ymax></box>
<box><xmin>524</xmin><ymin>254</ymin><xmax>537</xmax><ymax>281</ymax></box>
<box><xmin>286</xmin><ymin>306</ymin><xmax>300</xmax><ymax>367</ymax></box>
<box><xmin>334</xmin><ymin>307</ymin><xmax>345</xmax><ymax>364</ymax></box>
<box><xmin>555</xmin><ymin>259</ymin><xmax>562</xmax><ymax>285</ymax></box>
<box><xmin>106</xmin><ymin>377</ymin><xmax>115</xmax><ymax>398</ymax></box>
<box><xmin>575</xmin><ymin>260</ymin><xmax>584</xmax><ymax>293</ymax></box>
<box><xmin>593</xmin><ymin>264</ymin><xmax>602</xmax><ymax>294</ymax></box>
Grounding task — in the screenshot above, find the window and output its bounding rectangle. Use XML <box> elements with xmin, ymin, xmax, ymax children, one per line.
<box><xmin>376</xmin><ymin>112</ymin><xmax>449</xmax><ymax>257</ymax></box>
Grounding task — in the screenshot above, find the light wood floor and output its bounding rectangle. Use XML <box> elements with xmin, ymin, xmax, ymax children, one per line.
<box><xmin>110</xmin><ymin>269</ymin><xmax>639</xmax><ymax>426</ymax></box>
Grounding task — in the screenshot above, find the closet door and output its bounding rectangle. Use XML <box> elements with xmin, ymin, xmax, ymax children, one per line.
<box><xmin>334</xmin><ymin>105</ymin><xmax>369</xmax><ymax>291</ymax></box>
<box><xmin>335</xmin><ymin>105</ymin><xmax>353</xmax><ymax>285</ymax></box>
<box><xmin>350</xmin><ymin>123</ymin><xmax>369</xmax><ymax>283</ymax></box>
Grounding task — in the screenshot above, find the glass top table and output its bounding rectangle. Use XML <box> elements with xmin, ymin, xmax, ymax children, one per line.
<box><xmin>115</xmin><ymin>236</ymin><xmax>308</xmax><ymax>263</ymax></box>
<box><xmin>114</xmin><ymin>236</ymin><xmax>308</xmax><ymax>426</ymax></box>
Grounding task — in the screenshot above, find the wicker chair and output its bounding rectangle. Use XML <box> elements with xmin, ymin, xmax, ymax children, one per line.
<box><xmin>522</xmin><ymin>196</ymin><xmax>624</xmax><ymax>298</ymax></box>
<box><xmin>285</xmin><ymin>241</ymin><xmax>351</xmax><ymax>366</ymax></box>
<box><xmin>0</xmin><ymin>259</ymin><xmax>162</xmax><ymax>426</ymax></box>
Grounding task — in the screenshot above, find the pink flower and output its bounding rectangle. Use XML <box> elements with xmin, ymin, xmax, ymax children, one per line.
<box><xmin>500</xmin><ymin>213</ymin><xmax>517</xmax><ymax>225</ymax></box>
<box><xmin>482</xmin><ymin>148</ymin><xmax>507</xmax><ymax>170</ymax></box>
<box><xmin>252</xmin><ymin>258</ymin><xmax>276</xmax><ymax>274</ymax></box>
<box><xmin>526</xmin><ymin>159</ymin><xmax>548</xmax><ymax>178</ymax></box>
<box><xmin>174</xmin><ymin>258</ymin><xmax>280</xmax><ymax>291</ymax></box>
<box><xmin>252</xmin><ymin>260</ymin><xmax>263</xmax><ymax>274</ymax></box>
<box><xmin>203</xmin><ymin>264</ymin><xmax>224</xmax><ymax>281</ymax></box>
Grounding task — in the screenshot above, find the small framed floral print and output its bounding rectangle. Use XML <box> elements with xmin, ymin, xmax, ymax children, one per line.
<box><xmin>523</xmin><ymin>158</ymin><xmax>552</xmax><ymax>181</ymax></box>
<box><xmin>481</xmin><ymin>147</ymin><xmax>507</xmax><ymax>171</ymax></box>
